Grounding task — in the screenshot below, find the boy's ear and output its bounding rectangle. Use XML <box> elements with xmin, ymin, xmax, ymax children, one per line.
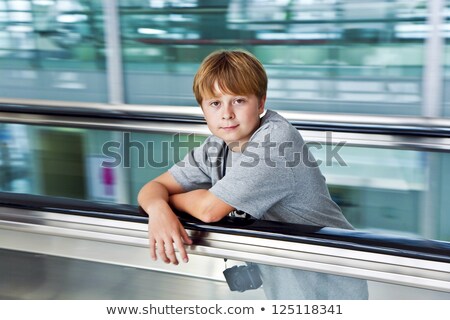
<box><xmin>258</xmin><ymin>95</ymin><xmax>266</xmax><ymax>113</ymax></box>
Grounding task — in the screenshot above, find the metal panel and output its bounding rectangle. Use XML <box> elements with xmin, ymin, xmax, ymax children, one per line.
<box><xmin>1</xmin><ymin>111</ymin><xmax>450</xmax><ymax>151</ymax></box>
<box><xmin>1</xmin><ymin>207</ymin><xmax>449</xmax><ymax>292</ymax></box>
<box><xmin>102</xmin><ymin>0</ymin><xmax>125</xmax><ymax>105</ymax></box>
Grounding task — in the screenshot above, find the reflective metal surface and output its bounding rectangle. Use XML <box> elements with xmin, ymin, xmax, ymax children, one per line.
<box><xmin>1</xmin><ymin>108</ymin><xmax>450</xmax><ymax>151</ymax></box>
<box><xmin>3</xmin><ymin>98</ymin><xmax>450</xmax><ymax>131</ymax></box>
<box><xmin>0</xmin><ymin>248</ymin><xmax>264</xmax><ymax>300</ymax></box>
<box><xmin>1</xmin><ymin>207</ymin><xmax>449</xmax><ymax>293</ymax></box>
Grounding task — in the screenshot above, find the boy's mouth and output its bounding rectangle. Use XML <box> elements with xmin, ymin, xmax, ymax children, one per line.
<box><xmin>221</xmin><ymin>124</ymin><xmax>239</xmax><ymax>131</ymax></box>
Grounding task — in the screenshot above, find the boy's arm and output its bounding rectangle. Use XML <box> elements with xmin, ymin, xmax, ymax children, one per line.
<box><xmin>169</xmin><ymin>190</ymin><xmax>234</xmax><ymax>223</ymax></box>
<box><xmin>137</xmin><ymin>171</ymin><xmax>193</xmax><ymax>265</ymax></box>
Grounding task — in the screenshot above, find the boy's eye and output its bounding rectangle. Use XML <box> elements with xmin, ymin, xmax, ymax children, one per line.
<box><xmin>235</xmin><ymin>98</ymin><xmax>246</xmax><ymax>104</ymax></box>
<box><xmin>209</xmin><ymin>101</ymin><xmax>220</xmax><ymax>107</ymax></box>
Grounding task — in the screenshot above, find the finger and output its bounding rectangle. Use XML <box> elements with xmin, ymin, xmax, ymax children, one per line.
<box><xmin>180</xmin><ymin>226</ymin><xmax>193</xmax><ymax>245</ymax></box>
<box><xmin>149</xmin><ymin>237</ymin><xmax>157</xmax><ymax>261</ymax></box>
<box><xmin>157</xmin><ymin>241</ymin><xmax>170</xmax><ymax>264</ymax></box>
<box><xmin>173</xmin><ymin>236</ymin><xmax>189</xmax><ymax>263</ymax></box>
<box><xmin>164</xmin><ymin>242</ymin><xmax>179</xmax><ymax>265</ymax></box>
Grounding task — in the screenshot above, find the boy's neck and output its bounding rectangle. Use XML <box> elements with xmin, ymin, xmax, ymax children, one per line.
<box><xmin>228</xmin><ymin>142</ymin><xmax>244</xmax><ymax>153</ymax></box>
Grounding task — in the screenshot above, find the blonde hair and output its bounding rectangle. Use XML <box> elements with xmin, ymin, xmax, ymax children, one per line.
<box><xmin>193</xmin><ymin>49</ymin><xmax>267</xmax><ymax>105</ymax></box>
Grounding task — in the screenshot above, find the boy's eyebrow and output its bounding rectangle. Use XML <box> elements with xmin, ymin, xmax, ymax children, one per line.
<box><xmin>207</xmin><ymin>92</ymin><xmax>248</xmax><ymax>99</ymax></box>
<box><xmin>204</xmin><ymin>96</ymin><xmax>220</xmax><ymax>102</ymax></box>
<box><xmin>203</xmin><ymin>95</ymin><xmax>248</xmax><ymax>103</ymax></box>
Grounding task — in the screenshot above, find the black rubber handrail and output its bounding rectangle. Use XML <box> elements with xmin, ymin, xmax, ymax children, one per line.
<box><xmin>0</xmin><ymin>191</ymin><xmax>449</xmax><ymax>264</ymax></box>
<box><xmin>2</xmin><ymin>103</ymin><xmax>450</xmax><ymax>137</ymax></box>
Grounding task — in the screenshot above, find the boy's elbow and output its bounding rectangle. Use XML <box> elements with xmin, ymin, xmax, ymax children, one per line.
<box><xmin>137</xmin><ymin>183</ymin><xmax>152</xmax><ymax>206</ymax></box>
<box><xmin>202</xmin><ymin>214</ymin><xmax>222</xmax><ymax>224</ymax></box>
<box><xmin>196</xmin><ymin>191</ymin><xmax>231</xmax><ymax>223</ymax></box>
<box><xmin>199</xmin><ymin>207</ymin><xmax>223</xmax><ymax>223</ymax></box>
<box><xmin>137</xmin><ymin>189</ymin><xmax>144</xmax><ymax>206</ymax></box>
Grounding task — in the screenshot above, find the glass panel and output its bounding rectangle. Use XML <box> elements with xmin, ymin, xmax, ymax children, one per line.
<box><xmin>0</xmin><ymin>0</ymin><xmax>107</xmax><ymax>102</ymax></box>
<box><xmin>121</xmin><ymin>0</ymin><xmax>427</xmax><ymax>115</ymax></box>
<box><xmin>0</xmin><ymin>123</ymin><xmax>31</xmax><ymax>193</ymax></box>
<box><xmin>0</xmin><ymin>123</ymin><xmax>206</xmax><ymax>204</ymax></box>
<box><xmin>248</xmin><ymin>262</ymin><xmax>450</xmax><ymax>300</ymax></box>
<box><xmin>1</xmin><ymin>122</ymin><xmax>449</xmax><ymax>241</ymax></box>
<box><xmin>314</xmin><ymin>145</ymin><xmax>426</xmax><ymax>235</ymax></box>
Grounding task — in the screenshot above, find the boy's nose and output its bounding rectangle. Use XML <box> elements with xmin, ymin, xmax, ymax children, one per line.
<box><xmin>222</xmin><ymin>104</ymin><xmax>234</xmax><ymax>119</ymax></box>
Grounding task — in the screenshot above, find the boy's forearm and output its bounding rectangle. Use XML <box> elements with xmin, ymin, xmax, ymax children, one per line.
<box><xmin>169</xmin><ymin>190</ymin><xmax>231</xmax><ymax>223</ymax></box>
<box><xmin>169</xmin><ymin>190</ymin><xmax>207</xmax><ymax>220</ymax></box>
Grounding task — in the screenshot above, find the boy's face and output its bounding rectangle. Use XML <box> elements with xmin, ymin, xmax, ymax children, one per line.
<box><xmin>201</xmin><ymin>85</ymin><xmax>265</xmax><ymax>152</ymax></box>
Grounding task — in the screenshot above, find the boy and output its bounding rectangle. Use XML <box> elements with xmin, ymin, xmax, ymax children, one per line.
<box><xmin>138</xmin><ymin>49</ymin><xmax>368</xmax><ymax>299</ymax></box>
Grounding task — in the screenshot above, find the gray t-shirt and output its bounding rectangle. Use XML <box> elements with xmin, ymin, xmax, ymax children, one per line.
<box><xmin>169</xmin><ymin>109</ymin><xmax>368</xmax><ymax>299</ymax></box>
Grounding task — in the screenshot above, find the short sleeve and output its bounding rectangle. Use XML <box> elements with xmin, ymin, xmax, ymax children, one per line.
<box><xmin>168</xmin><ymin>139</ymin><xmax>213</xmax><ymax>192</ymax></box>
<box><xmin>209</xmin><ymin>146</ymin><xmax>294</xmax><ymax>219</ymax></box>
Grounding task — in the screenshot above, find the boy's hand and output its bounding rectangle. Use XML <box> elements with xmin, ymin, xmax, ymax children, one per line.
<box><xmin>147</xmin><ymin>202</ymin><xmax>192</xmax><ymax>265</ymax></box>
<box><xmin>138</xmin><ymin>172</ymin><xmax>193</xmax><ymax>265</ymax></box>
